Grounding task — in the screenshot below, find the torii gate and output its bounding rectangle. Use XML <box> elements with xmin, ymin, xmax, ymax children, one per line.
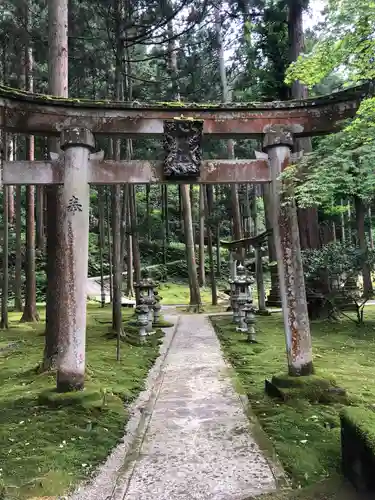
<box><xmin>0</xmin><ymin>82</ymin><xmax>372</xmax><ymax>390</ymax></box>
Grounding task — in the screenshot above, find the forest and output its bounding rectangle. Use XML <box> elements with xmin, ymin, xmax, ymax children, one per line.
<box><xmin>1</xmin><ymin>0</ymin><xmax>375</xmax><ymax>499</ymax></box>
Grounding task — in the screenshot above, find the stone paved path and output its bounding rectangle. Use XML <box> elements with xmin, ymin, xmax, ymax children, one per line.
<box><xmin>117</xmin><ymin>314</ymin><xmax>276</xmax><ymax>500</ymax></box>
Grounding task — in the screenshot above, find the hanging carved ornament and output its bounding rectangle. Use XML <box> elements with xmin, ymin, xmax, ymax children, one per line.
<box><xmin>163</xmin><ymin>119</ymin><xmax>203</xmax><ymax>179</ymax></box>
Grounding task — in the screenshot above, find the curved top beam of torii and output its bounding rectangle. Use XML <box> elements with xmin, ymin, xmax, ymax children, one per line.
<box><xmin>0</xmin><ymin>81</ymin><xmax>373</xmax><ymax>138</ymax></box>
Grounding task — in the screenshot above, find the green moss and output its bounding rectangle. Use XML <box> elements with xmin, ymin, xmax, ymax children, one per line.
<box><xmin>341</xmin><ymin>406</ymin><xmax>375</xmax><ymax>452</ymax></box>
<box><xmin>272</xmin><ymin>374</ymin><xmax>334</xmax><ymax>389</ymax></box>
<box><xmin>38</xmin><ymin>387</ymin><xmax>113</xmax><ymax>411</ymax></box>
<box><xmin>158</xmin><ymin>282</ymin><xmax>213</xmax><ymax>304</ymax></box>
<box><xmin>269</xmin><ymin>374</ymin><xmax>349</xmax><ymax>404</ymax></box>
<box><xmin>153</xmin><ymin>319</ymin><xmax>174</xmax><ymax>328</ymax></box>
<box><xmin>211</xmin><ymin>308</ymin><xmax>375</xmax><ymax>490</ymax></box>
<box><xmin>245</xmin><ymin>476</ymin><xmax>361</xmax><ymax>499</ymax></box>
<box><xmin>0</xmin><ymin>304</ymin><xmax>162</xmax><ymax>499</ymax></box>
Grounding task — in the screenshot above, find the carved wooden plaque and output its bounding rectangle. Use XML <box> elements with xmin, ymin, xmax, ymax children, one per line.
<box><xmin>163</xmin><ymin>120</ymin><xmax>203</xmax><ymax>179</ymax></box>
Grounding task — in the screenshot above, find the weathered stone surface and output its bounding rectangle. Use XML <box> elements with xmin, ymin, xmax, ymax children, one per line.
<box><xmin>264</xmin><ymin>131</ymin><xmax>313</xmax><ymax>376</ymax></box>
<box><xmin>2</xmin><ymin>159</ymin><xmax>271</xmax><ymax>185</ymax></box>
<box><xmin>116</xmin><ymin>315</ymin><xmax>276</xmax><ymax>500</ymax></box>
<box><xmin>56</xmin><ymin>128</ymin><xmax>93</xmax><ymax>392</ymax></box>
<box><xmin>60</xmin><ymin>127</ymin><xmax>95</xmax><ymax>151</ymax></box>
<box><xmin>0</xmin><ymin>82</ymin><xmax>372</xmax><ymax>137</ymax></box>
<box><xmin>263</xmin><ymin>124</ymin><xmax>296</xmax><ymax>149</ymax></box>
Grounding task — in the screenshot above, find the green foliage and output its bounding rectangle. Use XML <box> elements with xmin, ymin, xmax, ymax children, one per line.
<box><xmin>212</xmin><ymin>308</ymin><xmax>375</xmax><ymax>489</ymax></box>
<box><xmin>282</xmin><ymin>118</ymin><xmax>375</xmax><ymax>208</ymax></box>
<box><xmin>286</xmin><ymin>0</ymin><xmax>375</xmax><ymax>86</ymax></box>
<box><xmin>302</xmin><ymin>242</ymin><xmax>375</xmax><ymax>323</ymax></box>
<box><xmin>283</xmin><ymin>0</ymin><xmax>375</xmax><ymax>211</ymax></box>
<box><xmin>302</xmin><ymin>242</ymin><xmax>374</xmax><ymax>285</ymax></box>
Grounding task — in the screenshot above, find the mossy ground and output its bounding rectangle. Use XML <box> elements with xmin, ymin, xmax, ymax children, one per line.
<box><xmin>246</xmin><ymin>477</ymin><xmax>371</xmax><ymax>499</ymax></box>
<box><xmin>0</xmin><ymin>304</ymin><xmax>164</xmax><ymax>499</ymax></box>
<box><xmin>211</xmin><ymin>307</ymin><xmax>375</xmax><ymax>492</ymax></box>
<box><xmin>158</xmin><ymin>282</ymin><xmax>217</xmax><ymax>305</ymax></box>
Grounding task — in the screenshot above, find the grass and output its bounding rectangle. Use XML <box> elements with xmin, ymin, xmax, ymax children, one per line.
<box><xmin>158</xmin><ymin>282</ymin><xmax>216</xmax><ymax>305</ymax></box>
<box><xmin>211</xmin><ymin>307</ymin><xmax>375</xmax><ymax>492</ymax></box>
<box><xmin>0</xmin><ymin>304</ymin><xmax>165</xmax><ymax>499</ymax></box>
<box><xmin>244</xmin><ymin>476</ymin><xmax>371</xmax><ymax>499</ymax></box>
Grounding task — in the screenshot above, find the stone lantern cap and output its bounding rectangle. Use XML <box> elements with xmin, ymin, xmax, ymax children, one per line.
<box><xmin>234</xmin><ymin>264</ymin><xmax>254</xmax><ymax>286</ymax></box>
<box><xmin>135</xmin><ymin>278</ymin><xmax>155</xmax><ymax>289</ymax></box>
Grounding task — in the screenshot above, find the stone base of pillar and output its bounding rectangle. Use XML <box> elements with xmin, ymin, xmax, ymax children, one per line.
<box><xmin>288</xmin><ymin>360</ymin><xmax>314</xmax><ymax>377</ymax></box>
<box><xmin>56</xmin><ymin>372</ymin><xmax>85</xmax><ymax>392</ymax></box>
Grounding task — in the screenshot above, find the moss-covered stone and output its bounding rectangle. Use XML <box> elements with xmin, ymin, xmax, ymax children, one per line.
<box><xmin>38</xmin><ymin>387</ymin><xmax>125</xmax><ymax>415</ymax></box>
<box><xmin>341</xmin><ymin>406</ymin><xmax>375</xmax><ymax>453</ymax></box>
<box><xmin>267</xmin><ymin>373</ymin><xmax>347</xmax><ymax>404</ymax></box>
<box><xmin>271</xmin><ymin>373</ymin><xmax>334</xmax><ymax>390</ymax></box>
<box><xmin>1</xmin><ymin>81</ymin><xmax>372</xmax><ymax>110</ymax></box>
<box><xmin>153</xmin><ymin>319</ymin><xmax>174</xmax><ymax>328</ymax></box>
<box><xmin>38</xmin><ymin>387</ymin><xmax>103</xmax><ymax>408</ymax></box>
<box><xmin>341</xmin><ymin>406</ymin><xmax>375</xmax><ymax>492</ymax></box>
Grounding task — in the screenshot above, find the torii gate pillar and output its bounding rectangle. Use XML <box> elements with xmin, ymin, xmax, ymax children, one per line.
<box><xmin>263</xmin><ymin>125</ymin><xmax>313</xmax><ymax>376</ymax></box>
<box><xmin>56</xmin><ymin>128</ymin><xmax>95</xmax><ymax>392</ymax></box>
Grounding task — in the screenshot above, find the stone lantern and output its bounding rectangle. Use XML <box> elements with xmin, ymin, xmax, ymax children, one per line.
<box><xmin>135</xmin><ymin>279</ymin><xmax>157</xmax><ymax>334</ymax></box>
<box><xmin>244</xmin><ymin>303</ymin><xmax>257</xmax><ymax>343</ymax></box>
<box><xmin>135</xmin><ymin>299</ymin><xmax>149</xmax><ymax>342</ymax></box>
<box><xmin>232</xmin><ymin>263</ymin><xmax>254</xmax><ymax>324</ymax></box>
<box><xmin>153</xmin><ymin>290</ymin><xmax>162</xmax><ymax>325</ymax></box>
<box><xmin>135</xmin><ymin>279</ymin><xmax>156</xmax><ymax>302</ymax></box>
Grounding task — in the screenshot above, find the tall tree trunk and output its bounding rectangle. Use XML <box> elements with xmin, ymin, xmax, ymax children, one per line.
<box><xmin>181</xmin><ymin>184</ymin><xmax>201</xmax><ymax>309</ymax></box>
<box><xmin>125</xmin><ymin>190</ymin><xmax>134</xmax><ymax>296</ymax></box>
<box><xmin>368</xmin><ymin>206</ymin><xmax>374</xmax><ymax>249</ymax></box>
<box><xmin>341</xmin><ymin>199</ymin><xmax>346</xmax><ymax>243</ymax></box>
<box><xmin>111</xmin><ymin>0</ymin><xmax>124</xmax><ymax>342</ymax></box>
<box><xmin>263</xmin><ymin>183</ymin><xmax>281</xmax><ymax>307</ymax></box>
<box><xmin>120</xmin><ymin>185</ymin><xmax>128</xmax><ymax>268</ymax></box>
<box><xmin>98</xmin><ymin>187</ymin><xmax>106</xmax><ymax>308</ymax></box>
<box><xmin>167</xmin><ymin>17</ymin><xmax>200</xmax><ymax>304</ymax></box>
<box><xmin>111</xmin><ymin>176</ymin><xmax>122</xmax><ymax>336</ymax></box>
<box><xmin>164</xmin><ymin>185</ymin><xmax>169</xmax><ymax>242</ymax></box>
<box><xmin>161</xmin><ymin>185</ymin><xmax>167</xmax><ymax>266</ymax></box>
<box><xmin>44</xmin><ymin>0</ymin><xmax>68</xmax><ymax>370</ymax></box>
<box><xmin>8</xmin><ymin>185</ymin><xmax>15</xmax><ymax>226</ymax></box>
<box><xmin>215</xmin><ymin>186</ymin><xmax>221</xmax><ymax>276</ymax></box>
<box><xmin>354</xmin><ymin>196</ymin><xmax>373</xmax><ymax>297</ymax></box>
<box><xmin>215</xmin><ymin>6</ymin><xmax>243</xmax><ymax>245</ymax></box>
<box><xmin>251</xmin><ymin>186</ymin><xmax>266</xmax><ymax>312</ymax></box>
<box><xmin>288</xmin><ymin>0</ymin><xmax>320</xmax><ymax>251</ymax></box>
<box><xmin>21</xmin><ymin>179</ymin><xmax>39</xmax><ymax>322</ymax></box>
<box><xmin>1</xmin><ymin>182</ymin><xmax>9</xmax><ymax>329</ymax></box>
<box><xmin>205</xmin><ymin>185</ymin><xmax>217</xmax><ymax>306</ymax></box>
<box><xmin>21</xmin><ymin>29</ymin><xmax>39</xmax><ymax>322</ymax></box>
<box><xmin>199</xmin><ymin>185</ymin><xmax>206</xmax><ymax>287</ymax></box>
<box><xmin>14</xmin><ymin>185</ymin><xmax>23</xmax><ymax>312</ymax></box>
<box><xmin>112</xmin><ymin>183</ymin><xmax>123</xmax><ymax>337</ymax></box>
<box><xmin>146</xmin><ymin>185</ymin><xmax>150</xmax><ymax>241</ymax></box>
<box><xmin>36</xmin><ymin>186</ymin><xmax>45</xmax><ymax>249</ymax></box>
<box><xmin>130</xmin><ymin>185</ymin><xmax>141</xmax><ymax>304</ymax></box>
<box><xmin>106</xmin><ymin>186</ymin><xmax>114</xmax><ymax>302</ymax></box>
